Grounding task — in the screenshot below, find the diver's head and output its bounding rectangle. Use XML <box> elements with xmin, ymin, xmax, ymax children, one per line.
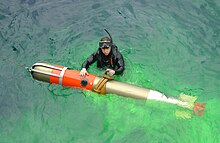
<box><xmin>99</xmin><ymin>36</ymin><xmax>112</xmax><ymax>56</ymax></box>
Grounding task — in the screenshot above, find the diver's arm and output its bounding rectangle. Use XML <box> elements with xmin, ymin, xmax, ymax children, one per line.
<box><xmin>82</xmin><ymin>52</ymin><xmax>98</xmax><ymax>69</ymax></box>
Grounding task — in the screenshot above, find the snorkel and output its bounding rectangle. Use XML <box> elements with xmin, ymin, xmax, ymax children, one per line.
<box><xmin>104</xmin><ymin>29</ymin><xmax>113</xmax><ymax>44</ymax></box>
<box><xmin>99</xmin><ymin>29</ymin><xmax>114</xmax><ymax>49</ymax></box>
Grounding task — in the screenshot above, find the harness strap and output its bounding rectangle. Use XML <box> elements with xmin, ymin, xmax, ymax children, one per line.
<box><xmin>94</xmin><ymin>74</ymin><xmax>113</xmax><ymax>94</ymax></box>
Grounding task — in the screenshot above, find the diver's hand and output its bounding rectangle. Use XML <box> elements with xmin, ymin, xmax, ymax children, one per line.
<box><xmin>80</xmin><ymin>68</ymin><xmax>88</xmax><ymax>76</ymax></box>
<box><xmin>105</xmin><ymin>69</ymin><xmax>115</xmax><ymax>76</ymax></box>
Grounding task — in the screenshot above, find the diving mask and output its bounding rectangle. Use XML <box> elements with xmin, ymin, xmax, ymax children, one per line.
<box><xmin>99</xmin><ymin>41</ymin><xmax>112</xmax><ymax>49</ymax></box>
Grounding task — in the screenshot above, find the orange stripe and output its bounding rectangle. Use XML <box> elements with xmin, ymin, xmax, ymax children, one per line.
<box><xmin>62</xmin><ymin>70</ymin><xmax>96</xmax><ymax>90</ymax></box>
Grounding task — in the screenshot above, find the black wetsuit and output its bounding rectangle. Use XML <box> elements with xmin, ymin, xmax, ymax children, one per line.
<box><xmin>82</xmin><ymin>45</ymin><xmax>125</xmax><ymax>75</ymax></box>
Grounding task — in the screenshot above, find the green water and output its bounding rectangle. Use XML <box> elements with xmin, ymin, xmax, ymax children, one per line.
<box><xmin>0</xmin><ymin>0</ymin><xmax>220</xmax><ymax>142</ymax></box>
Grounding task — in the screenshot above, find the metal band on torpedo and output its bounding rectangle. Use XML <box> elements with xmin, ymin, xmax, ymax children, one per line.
<box><xmin>59</xmin><ymin>67</ymin><xmax>68</xmax><ymax>85</ymax></box>
<box><xmin>33</xmin><ymin>63</ymin><xmax>63</xmax><ymax>71</ymax></box>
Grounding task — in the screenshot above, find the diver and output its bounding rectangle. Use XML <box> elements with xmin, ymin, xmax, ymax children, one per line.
<box><xmin>80</xmin><ymin>29</ymin><xmax>125</xmax><ymax>77</ymax></box>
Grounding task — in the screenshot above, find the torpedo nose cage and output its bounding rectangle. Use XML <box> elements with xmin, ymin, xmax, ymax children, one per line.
<box><xmin>29</xmin><ymin>62</ymin><xmax>96</xmax><ymax>90</ymax></box>
<box><xmin>29</xmin><ymin>62</ymin><xmax>67</xmax><ymax>84</ymax></box>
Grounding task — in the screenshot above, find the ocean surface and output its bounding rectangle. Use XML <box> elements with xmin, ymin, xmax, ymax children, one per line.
<box><xmin>0</xmin><ymin>0</ymin><xmax>220</xmax><ymax>142</ymax></box>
